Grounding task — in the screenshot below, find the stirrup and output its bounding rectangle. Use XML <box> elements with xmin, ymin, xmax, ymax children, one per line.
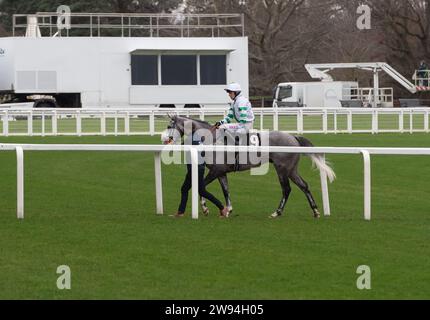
<box><xmin>233</xmin><ymin>151</ymin><xmax>241</xmax><ymax>172</ymax></box>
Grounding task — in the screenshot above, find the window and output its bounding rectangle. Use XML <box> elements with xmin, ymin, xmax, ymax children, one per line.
<box><xmin>130</xmin><ymin>52</ymin><xmax>228</xmax><ymax>86</ymax></box>
<box><xmin>161</xmin><ymin>55</ymin><xmax>197</xmax><ymax>85</ymax></box>
<box><xmin>278</xmin><ymin>86</ymin><xmax>293</xmax><ymax>100</ymax></box>
<box><xmin>131</xmin><ymin>55</ymin><xmax>158</xmax><ymax>85</ymax></box>
<box><xmin>200</xmin><ymin>55</ymin><xmax>227</xmax><ymax>85</ymax></box>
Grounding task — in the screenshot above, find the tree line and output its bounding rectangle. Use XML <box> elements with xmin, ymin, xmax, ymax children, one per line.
<box><xmin>1</xmin><ymin>0</ymin><xmax>429</xmax><ymax>98</ymax></box>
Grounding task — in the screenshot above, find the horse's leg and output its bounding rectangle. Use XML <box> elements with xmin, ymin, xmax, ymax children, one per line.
<box><xmin>218</xmin><ymin>175</ymin><xmax>233</xmax><ymax>213</ymax></box>
<box><xmin>271</xmin><ymin>166</ymin><xmax>292</xmax><ymax>218</ymax></box>
<box><xmin>200</xmin><ymin>170</ymin><xmax>219</xmax><ymax>216</ymax></box>
<box><xmin>289</xmin><ymin>172</ymin><xmax>320</xmax><ymax>219</ymax></box>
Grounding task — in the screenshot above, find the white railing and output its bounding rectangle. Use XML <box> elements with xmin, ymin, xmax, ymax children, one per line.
<box><xmin>344</xmin><ymin>87</ymin><xmax>394</xmax><ymax>107</ymax></box>
<box><xmin>2</xmin><ymin>143</ymin><xmax>430</xmax><ymax>221</ymax></box>
<box><xmin>413</xmin><ymin>69</ymin><xmax>430</xmax><ymax>87</ymax></box>
<box><xmin>13</xmin><ymin>12</ymin><xmax>245</xmax><ymax>38</ymax></box>
<box><xmin>0</xmin><ymin>107</ymin><xmax>429</xmax><ymax>136</ymax></box>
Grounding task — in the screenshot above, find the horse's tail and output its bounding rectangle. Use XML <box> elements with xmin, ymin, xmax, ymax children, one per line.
<box><xmin>294</xmin><ymin>136</ymin><xmax>336</xmax><ymax>183</ymax></box>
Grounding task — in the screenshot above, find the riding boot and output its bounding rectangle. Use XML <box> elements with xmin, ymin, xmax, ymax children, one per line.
<box><xmin>234</xmin><ymin>136</ymin><xmax>240</xmax><ymax>172</ymax></box>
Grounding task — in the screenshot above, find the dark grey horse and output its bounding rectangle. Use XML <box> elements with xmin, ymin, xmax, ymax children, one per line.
<box><xmin>162</xmin><ymin>115</ymin><xmax>335</xmax><ymax>218</ymax></box>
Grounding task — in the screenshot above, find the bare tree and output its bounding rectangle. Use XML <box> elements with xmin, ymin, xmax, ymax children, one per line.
<box><xmin>364</xmin><ymin>0</ymin><xmax>430</xmax><ymax>96</ymax></box>
<box><xmin>2</xmin><ymin>0</ymin><xmax>428</xmax><ymax>98</ymax></box>
<box><xmin>188</xmin><ymin>0</ymin><xmax>339</xmax><ymax>95</ymax></box>
<box><xmin>369</xmin><ymin>0</ymin><xmax>430</xmax><ymax>66</ymax></box>
<box><xmin>313</xmin><ymin>0</ymin><xmax>385</xmax><ymax>87</ymax></box>
<box><xmin>0</xmin><ymin>22</ymin><xmax>6</xmax><ymax>36</ymax></box>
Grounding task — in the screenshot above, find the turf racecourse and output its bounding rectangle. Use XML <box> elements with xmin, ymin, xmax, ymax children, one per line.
<box><xmin>0</xmin><ymin>133</ymin><xmax>429</xmax><ymax>299</ymax></box>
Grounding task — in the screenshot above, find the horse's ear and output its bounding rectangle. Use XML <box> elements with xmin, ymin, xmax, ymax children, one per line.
<box><xmin>167</xmin><ymin>113</ymin><xmax>175</xmax><ymax>120</ymax></box>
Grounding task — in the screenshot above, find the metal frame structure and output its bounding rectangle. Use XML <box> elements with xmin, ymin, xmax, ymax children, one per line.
<box><xmin>305</xmin><ymin>63</ymin><xmax>425</xmax><ymax>108</ymax></box>
<box><xmin>13</xmin><ymin>12</ymin><xmax>245</xmax><ymax>38</ymax></box>
<box><xmin>413</xmin><ymin>69</ymin><xmax>430</xmax><ymax>91</ymax></box>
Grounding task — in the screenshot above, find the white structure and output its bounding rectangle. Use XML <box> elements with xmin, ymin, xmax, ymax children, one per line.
<box><xmin>0</xmin><ymin>12</ymin><xmax>249</xmax><ymax>108</ymax></box>
<box><xmin>274</xmin><ymin>81</ymin><xmax>359</xmax><ymax>108</ymax></box>
<box><xmin>274</xmin><ymin>62</ymin><xmax>427</xmax><ymax>109</ymax></box>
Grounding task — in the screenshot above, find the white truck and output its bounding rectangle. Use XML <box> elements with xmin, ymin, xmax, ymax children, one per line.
<box><xmin>274</xmin><ymin>81</ymin><xmax>359</xmax><ymax>108</ymax></box>
<box><xmin>273</xmin><ymin>62</ymin><xmax>426</xmax><ymax>108</ymax></box>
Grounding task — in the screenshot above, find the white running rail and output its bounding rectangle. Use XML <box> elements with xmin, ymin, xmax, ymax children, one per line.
<box><xmin>0</xmin><ymin>107</ymin><xmax>429</xmax><ymax>136</ymax></box>
<box><xmin>2</xmin><ymin>143</ymin><xmax>430</xmax><ymax>221</ymax></box>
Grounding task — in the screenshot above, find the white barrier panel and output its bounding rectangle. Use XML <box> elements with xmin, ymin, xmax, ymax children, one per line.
<box><xmin>154</xmin><ymin>152</ymin><xmax>163</xmax><ymax>215</ymax></box>
<box><xmin>0</xmin><ymin>107</ymin><xmax>430</xmax><ymax>136</ymax></box>
<box><xmin>361</xmin><ymin>150</ymin><xmax>371</xmax><ymax>221</ymax></box>
<box><xmin>190</xmin><ymin>148</ymin><xmax>200</xmax><ymax>220</ymax></box>
<box><xmin>2</xmin><ymin>144</ymin><xmax>430</xmax><ymax>221</ymax></box>
<box><xmin>16</xmin><ymin>146</ymin><xmax>24</xmax><ymax>220</ymax></box>
<box><xmin>319</xmin><ymin>154</ymin><xmax>331</xmax><ymax>217</ymax></box>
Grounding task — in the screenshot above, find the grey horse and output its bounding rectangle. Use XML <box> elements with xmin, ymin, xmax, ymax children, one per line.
<box><xmin>162</xmin><ymin>115</ymin><xmax>335</xmax><ymax>218</ymax></box>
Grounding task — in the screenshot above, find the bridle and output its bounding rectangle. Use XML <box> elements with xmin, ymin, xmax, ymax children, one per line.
<box><xmin>166</xmin><ymin>120</ymin><xmax>177</xmax><ymax>144</ymax></box>
<box><xmin>167</xmin><ymin>122</ymin><xmax>176</xmax><ymax>139</ymax></box>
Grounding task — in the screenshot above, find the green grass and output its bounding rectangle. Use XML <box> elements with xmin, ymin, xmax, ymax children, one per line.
<box><xmin>0</xmin><ymin>134</ymin><xmax>430</xmax><ymax>299</ymax></box>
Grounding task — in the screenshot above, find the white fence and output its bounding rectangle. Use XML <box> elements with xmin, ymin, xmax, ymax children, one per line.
<box><xmin>1</xmin><ymin>107</ymin><xmax>429</xmax><ymax>137</ymax></box>
<box><xmin>1</xmin><ymin>143</ymin><xmax>430</xmax><ymax>221</ymax></box>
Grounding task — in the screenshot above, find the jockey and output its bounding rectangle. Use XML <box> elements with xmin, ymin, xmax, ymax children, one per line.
<box><xmin>214</xmin><ymin>83</ymin><xmax>255</xmax><ymax>172</ymax></box>
<box><xmin>214</xmin><ymin>83</ymin><xmax>255</xmax><ymax>135</ymax></box>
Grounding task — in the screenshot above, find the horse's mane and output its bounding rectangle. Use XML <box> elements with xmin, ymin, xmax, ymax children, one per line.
<box><xmin>178</xmin><ymin>115</ymin><xmax>212</xmax><ymax>127</ymax></box>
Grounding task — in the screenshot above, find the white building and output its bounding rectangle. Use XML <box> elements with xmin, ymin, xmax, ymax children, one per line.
<box><xmin>0</xmin><ymin>12</ymin><xmax>249</xmax><ymax>108</ymax></box>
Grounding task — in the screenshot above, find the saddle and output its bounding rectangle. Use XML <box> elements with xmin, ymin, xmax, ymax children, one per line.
<box><xmin>219</xmin><ymin>130</ymin><xmax>261</xmax><ymax>147</ymax></box>
<box><xmin>218</xmin><ymin>130</ymin><xmax>261</xmax><ymax>171</ymax></box>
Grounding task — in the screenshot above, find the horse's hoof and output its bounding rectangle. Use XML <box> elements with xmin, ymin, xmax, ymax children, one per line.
<box><xmin>313</xmin><ymin>210</ymin><xmax>321</xmax><ymax>219</ymax></box>
<box><xmin>269</xmin><ymin>212</ymin><xmax>281</xmax><ymax>219</ymax></box>
<box><xmin>228</xmin><ymin>206</ymin><xmax>233</xmax><ymax>213</ymax></box>
<box><xmin>203</xmin><ymin>208</ymin><xmax>209</xmax><ymax>216</ymax></box>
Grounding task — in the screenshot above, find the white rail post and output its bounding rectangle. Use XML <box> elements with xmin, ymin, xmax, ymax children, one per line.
<box><xmin>3</xmin><ymin>110</ymin><xmax>9</xmax><ymax>137</ymax></box>
<box><xmin>154</xmin><ymin>151</ymin><xmax>163</xmax><ymax>215</ymax></box>
<box><xmin>425</xmin><ymin>109</ymin><xmax>429</xmax><ymax>133</ymax></box>
<box><xmin>16</xmin><ymin>146</ymin><xmax>24</xmax><ymax>220</ymax></box>
<box><xmin>399</xmin><ymin>110</ymin><xmax>404</xmax><ymax>133</ymax></box>
<box><xmin>319</xmin><ymin>154</ymin><xmax>331</xmax><ymax>217</ymax></box>
<box><xmin>372</xmin><ymin>109</ymin><xmax>378</xmax><ymax>134</ymax></box>
<box><xmin>28</xmin><ymin>111</ymin><xmax>33</xmax><ymax>136</ymax></box>
<box><xmin>260</xmin><ymin>110</ymin><xmax>264</xmax><ymax>131</ymax></box>
<box><xmin>334</xmin><ymin>109</ymin><xmax>338</xmax><ymax>134</ymax></box>
<box><xmin>375</xmin><ymin>110</ymin><xmax>379</xmax><ymax>134</ymax></box>
<box><xmin>298</xmin><ymin>110</ymin><xmax>304</xmax><ymax>134</ymax></box>
<box><xmin>323</xmin><ymin>110</ymin><xmax>328</xmax><ymax>134</ymax></box>
<box><xmin>410</xmin><ymin>110</ymin><xmax>413</xmax><ymax>134</ymax></box>
<box><xmin>273</xmin><ymin>108</ymin><xmax>279</xmax><ymax>131</ymax></box>
<box><xmin>347</xmin><ymin>110</ymin><xmax>353</xmax><ymax>133</ymax></box>
<box><xmin>52</xmin><ymin>110</ymin><xmax>58</xmax><ymax>136</ymax></box>
<box><xmin>114</xmin><ymin>111</ymin><xmax>119</xmax><ymax>136</ymax></box>
<box><xmin>361</xmin><ymin>150</ymin><xmax>371</xmax><ymax>221</ymax></box>
<box><xmin>101</xmin><ymin>112</ymin><xmax>106</xmax><ymax>136</ymax></box>
<box><xmin>76</xmin><ymin>110</ymin><xmax>82</xmax><ymax>137</ymax></box>
<box><xmin>150</xmin><ymin>111</ymin><xmax>155</xmax><ymax>136</ymax></box>
<box><xmin>190</xmin><ymin>147</ymin><xmax>199</xmax><ymax>220</ymax></box>
<box><xmin>125</xmin><ymin>112</ymin><xmax>130</xmax><ymax>135</ymax></box>
<box><xmin>41</xmin><ymin>111</ymin><xmax>45</xmax><ymax>137</ymax></box>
